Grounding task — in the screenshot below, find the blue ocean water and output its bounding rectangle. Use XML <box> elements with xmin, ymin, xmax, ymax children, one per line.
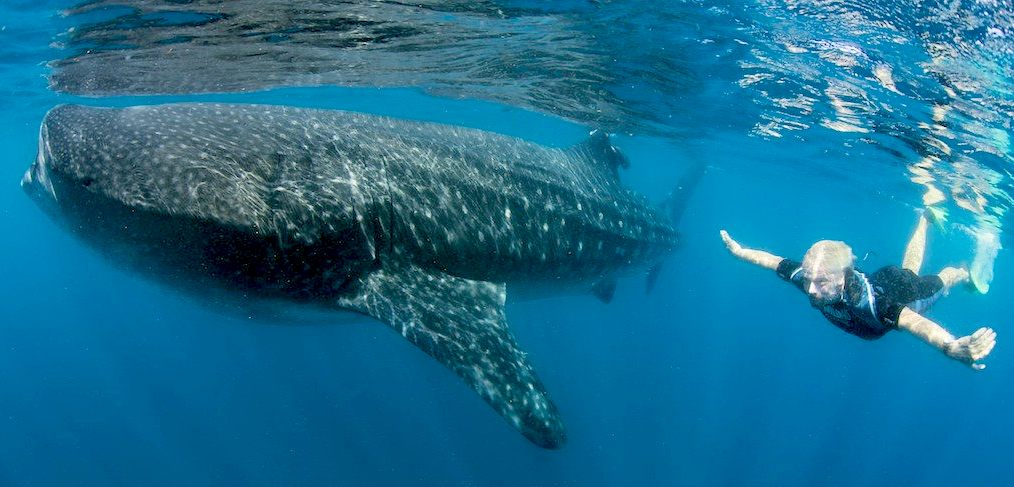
<box><xmin>1</xmin><ymin>1</ymin><xmax>1012</xmax><ymax>486</ymax></box>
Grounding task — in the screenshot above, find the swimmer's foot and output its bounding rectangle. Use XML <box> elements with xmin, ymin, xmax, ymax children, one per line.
<box><xmin>939</xmin><ymin>266</ymin><xmax>972</xmax><ymax>293</ymax></box>
<box><xmin>970</xmin><ymin>229</ymin><xmax>1000</xmax><ymax>294</ymax></box>
<box><xmin>970</xmin><ymin>269</ymin><xmax>992</xmax><ymax>294</ymax></box>
<box><xmin>923</xmin><ymin>206</ymin><xmax>948</xmax><ymax>231</ymax></box>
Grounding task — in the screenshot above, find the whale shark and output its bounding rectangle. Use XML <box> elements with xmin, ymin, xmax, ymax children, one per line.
<box><xmin>22</xmin><ymin>103</ymin><xmax>700</xmax><ymax>448</ymax></box>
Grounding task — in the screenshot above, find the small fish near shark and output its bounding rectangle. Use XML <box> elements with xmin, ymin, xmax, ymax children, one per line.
<box><xmin>21</xmin><ymin>103</ymin><xmax>703</xmax><ymax>448</ymax></box>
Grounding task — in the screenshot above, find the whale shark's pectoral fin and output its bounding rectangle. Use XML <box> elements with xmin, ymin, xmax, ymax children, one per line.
<box><xmin>646</xmin><ymin>262</ymin><xmax>664</xmax><ymax>294</ymax></box>
<box><xmin>591</xmin><ymin>279</ymin><xmax>617</xmax><ymax>303</ymax></box>
<box><xmin>338</xmin><ymin>261</ymin><xmax>566</xmax><ymax>449</ymax></box>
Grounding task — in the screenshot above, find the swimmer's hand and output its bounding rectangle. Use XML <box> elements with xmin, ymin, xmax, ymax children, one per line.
<box><xmin>719</xmin><ymin>230</ymin><xmax>742</xmax><ymax>255</ymax></box>
<box><xmin>945</xmin><ymin>327</ymin><xmax>997</xmax><ymax>370</ymax></box>
<box><xmin>719</xmin><ymin>230</ymin><xmax>782</xmax><ymax>270</ymax></box>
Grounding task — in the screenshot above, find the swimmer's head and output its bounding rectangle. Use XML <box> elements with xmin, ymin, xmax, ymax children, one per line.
<box><xmin>801</xmin><ymin>240</ymin><xmax>854</xmax><ymax>306</ymax></box>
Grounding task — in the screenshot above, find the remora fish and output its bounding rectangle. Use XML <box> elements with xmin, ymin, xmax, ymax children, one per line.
<box><xmin>22</xmin><ymin>103</ymin><xmax>700</xmax><ymax>448</ymax></box>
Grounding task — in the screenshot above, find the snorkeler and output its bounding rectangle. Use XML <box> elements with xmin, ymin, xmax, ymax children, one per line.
<box><xmin>719</xmin><ymin>212</ymin><xmax>997</xmax><ymax>370</ymax></box>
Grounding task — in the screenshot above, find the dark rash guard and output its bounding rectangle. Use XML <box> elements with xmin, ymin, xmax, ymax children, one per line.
<box><xmin>777</xmin><ymin>259</ymin><xmax>944</xmax><ymax>340</ymax></box>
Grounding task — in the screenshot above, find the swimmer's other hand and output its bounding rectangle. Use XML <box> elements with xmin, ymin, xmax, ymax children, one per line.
<box><xmin>945</xmin><ymin>327</ymin><xmax>997</xmax><ymax>371</ymax></box>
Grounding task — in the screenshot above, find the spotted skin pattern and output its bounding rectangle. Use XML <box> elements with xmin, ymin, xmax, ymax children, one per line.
<box><xmin>23</xmin><ymin>103</ymin><xmax>680</xmax><ymax>448</ymax></box>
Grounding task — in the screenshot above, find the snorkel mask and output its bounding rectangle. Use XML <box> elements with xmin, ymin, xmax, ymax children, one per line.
<box><xmin>801</xmin><ymin>240</ymin><xmax>855</xmax><ymax>306</ymax></box>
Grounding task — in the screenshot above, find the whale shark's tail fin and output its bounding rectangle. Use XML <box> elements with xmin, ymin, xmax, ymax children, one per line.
<box><xmin>647</xmin><ymin>160</ymin><xmax>707</xmax><ymax>293</ymax></box>
<box><xmin>661</xmin><ymin>160</ymin><xmax>707</xmax><ymax>226</ymax></box>
<box><xmin>339</xmin><ymin>260</ymin><xmax>566</xmax><ymax>449</ymax></box>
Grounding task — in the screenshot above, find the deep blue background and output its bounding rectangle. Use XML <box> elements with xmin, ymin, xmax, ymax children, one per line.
<box><xmin>0</xmin><ymin>3</ymin><xmax>1010</xmax><ymax>486</ymax></box>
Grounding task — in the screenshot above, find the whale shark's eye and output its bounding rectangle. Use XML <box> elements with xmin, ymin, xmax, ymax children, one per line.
<box><xmin>81</xmin><ymin>177</ymin><xmax>95</xmax><ymax>188</ymax></box>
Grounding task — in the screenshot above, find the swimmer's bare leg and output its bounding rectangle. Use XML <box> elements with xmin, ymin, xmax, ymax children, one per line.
<box><xmin>937</xmin><ymin>266</ymin><xmax>970</xmax><ymax>293</ymax></box>
<box><xmin>902</xmin><ymin>213</ymin><xmax>930</xmax><ymax>273</ymax></box>
<box><xmin>909</xmin><ymin>267</ymin><xmax>968</xmax><ymax>314</ymax></box>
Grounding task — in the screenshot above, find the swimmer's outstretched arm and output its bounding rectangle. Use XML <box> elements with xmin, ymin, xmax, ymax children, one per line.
<box><xmin>896</xmin><ymin>307</ymin><xmax>997</xmax><ymax>370</ymax></box>
<box><xmin>719</xmin><ymin>230</ymin><xmax>783</xmax><ymax>270</ymax></box>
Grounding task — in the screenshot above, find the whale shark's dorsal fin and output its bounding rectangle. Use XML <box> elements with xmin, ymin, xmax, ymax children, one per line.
<box><xmin>571</xmin><ymin>129</ymin><xmax>629</xmax><ymax>180</ymax></box>
<box><xmin>338</xmin><ymin>260</ymin><xmax>566</xmax><ymax>449</ymax></box>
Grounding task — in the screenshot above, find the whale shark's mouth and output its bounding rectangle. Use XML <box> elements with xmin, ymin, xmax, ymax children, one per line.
<box><xmin>22</xmin><ymin>122</ymin><xmax>57</xmax><ymax>203</ymax></box>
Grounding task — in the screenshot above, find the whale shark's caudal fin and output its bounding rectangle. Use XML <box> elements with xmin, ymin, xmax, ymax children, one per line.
<box><xmin>662</xmin><ymin>160</ymin><xmax>707</xmax><ymax>226</ymax></box>
<box><xmin>338</xmin><ymin>260</ymin><xmax>566</xmax><ymax>449</ymax></box>
<box><xmin>647</xmin><ymin>160</ymin><xmax>708</xmax><ymax>293</ymax></box>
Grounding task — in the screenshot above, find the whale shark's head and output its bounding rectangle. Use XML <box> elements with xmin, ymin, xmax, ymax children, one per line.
<box><xmin>23</xmin><ymin>104</ymin><xmax>171</xmax><ymax>215</ymax></box>
<box><xmin>21</xmin><ymin>105</ymin><xmax>132</xmax><ymax>217</ymax></box>
<box><xmin>22</xmin><ymin>103</ymin><xmax>383</xmax><ymax>297</ymax></box>
<box><xmin>22</xmin><ymin>103</ymin><xmax>354</xmax><ymax>237</ymax></box>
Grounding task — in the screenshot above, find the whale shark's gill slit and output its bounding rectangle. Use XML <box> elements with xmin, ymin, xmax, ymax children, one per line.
<box><xmin>264</xmin><ymin>151</ymin><xmax>322</xmax><ymax>248</ymax></box>
<box><xmin>261</xmin><ymin>152</ymin><xmax>290</xmax><ymax>248</ymax></box>
<box><xmin>373</xmin><ymin>142</ymin><xmax>396</xmax><ymax>260</ymax></box>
